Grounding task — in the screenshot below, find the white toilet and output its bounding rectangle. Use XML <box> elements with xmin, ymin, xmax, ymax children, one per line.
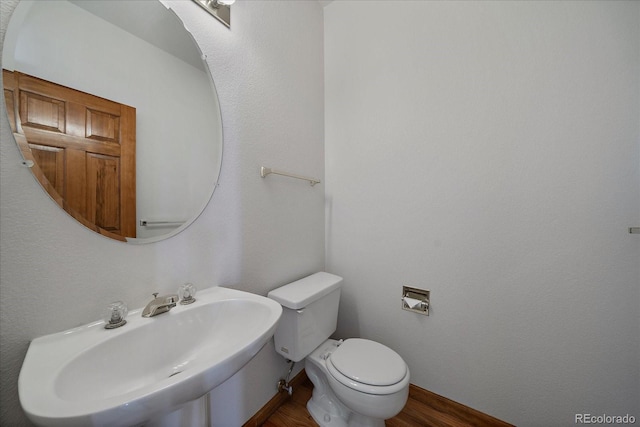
<box><xmin>268</xmin><ymin>272</ymin><xmax>410</xmax><ymax>427</ymax></box>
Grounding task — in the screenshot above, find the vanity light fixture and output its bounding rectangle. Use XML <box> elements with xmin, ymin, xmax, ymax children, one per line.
<box><xmin>191</xmin><ymin>0</ymin><xmax>235</xmax><ymax>28</ymax></box>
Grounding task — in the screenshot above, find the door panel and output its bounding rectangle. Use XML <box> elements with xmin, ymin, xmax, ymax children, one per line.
<box><xmin>3</xmin><ymin>69</ymin><xmax>136</xmax><ymax>238</ymax></box>
<box><xmin>86</xmin><ymin>153</ymin><xmax>121</xmax><ymax>234</ymax></box>
<box><xmin>86</xmin><ymin>108</ymin><xmax>120</xmax><ymax>142</ymax></box>
<box><xmin>29</xmin><ymin>144</ymin><xmax>65</xmax><ymax>196</ymax></box>
<box><xmin>20</xmin><ymin>90</ymin><xmax>65</xmax><ymax>133</ymax></box>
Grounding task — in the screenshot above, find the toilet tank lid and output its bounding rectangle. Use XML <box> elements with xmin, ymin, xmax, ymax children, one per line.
<box><xmin>267</xmin><ymin>272</ymin><xmax>343</xmax><ymax>309</ymax></box>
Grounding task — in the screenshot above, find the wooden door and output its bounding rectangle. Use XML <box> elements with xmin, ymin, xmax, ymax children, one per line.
<box><xmin>3</xmin><ymin>70</ymin><xmax>136</xmax><ymax>239</ymax></box>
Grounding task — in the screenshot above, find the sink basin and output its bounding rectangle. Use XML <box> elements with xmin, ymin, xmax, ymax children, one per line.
<box><xmin>18</xmin><ymin>287</ymin><xmax>282</xmax><ymax>427</ymax></box>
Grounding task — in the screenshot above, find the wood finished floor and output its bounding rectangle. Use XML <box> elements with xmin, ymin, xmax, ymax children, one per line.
<box><xmin>261</xmin><ymin>376</ymin><xmax>513</xmax><ymax>427</ymax></box>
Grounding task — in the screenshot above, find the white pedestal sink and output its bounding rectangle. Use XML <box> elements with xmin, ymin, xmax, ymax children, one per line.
<box><xmin>18</xmin><ymin>287</ymin><xmax>282</xmax><ymax>427</ymax></box>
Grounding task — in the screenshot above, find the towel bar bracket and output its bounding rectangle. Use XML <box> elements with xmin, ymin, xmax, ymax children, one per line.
<box><xmin>261</xmin><ymin>166</ymin><xmax>320</xmax><ymax>186</ymax></box>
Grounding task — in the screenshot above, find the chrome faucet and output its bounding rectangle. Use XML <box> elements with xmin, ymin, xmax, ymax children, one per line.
<box><xmin>142</xmin><ymin>293</ymin><xmax>179</xmax><ymax>318</ymax></box>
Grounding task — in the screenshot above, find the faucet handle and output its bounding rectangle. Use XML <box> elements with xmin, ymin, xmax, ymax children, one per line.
<box><xmin>179</xmin><ymin>283</ymin><xmax>197</xmax><ymax>305</ymax></box>
<box><xmin>103</xmin><ymin>301</ymin><xmax>128</xmax><ymax>329</ymax></box>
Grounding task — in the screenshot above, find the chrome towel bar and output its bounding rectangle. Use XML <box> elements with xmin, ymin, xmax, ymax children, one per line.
<box><xmin>139</xmin><ymin>220</ymin><xmax>185</xmax><ymax>227</ymax></box>
<box><xmin>261</xmin><ymin>166</ymin><xmax>320</xmax><ymax>186</ymax></box>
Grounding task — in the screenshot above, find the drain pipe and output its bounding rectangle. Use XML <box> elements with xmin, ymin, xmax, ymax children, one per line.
<box><xmin>277</xmin><ymin>360</ymin><xmax>295</xmax><ymax>395</ymax></box>
<box><xmin>205</xmin><ymin>393</ymin><xmax>212</xmax><ymax>427</ymax></box>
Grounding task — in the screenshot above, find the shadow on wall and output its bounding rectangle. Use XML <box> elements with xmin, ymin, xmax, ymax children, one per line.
<box><xmin>335</xmin><ymin>288</ymin><xmax>362</xmax><ymax>340</ymax></box>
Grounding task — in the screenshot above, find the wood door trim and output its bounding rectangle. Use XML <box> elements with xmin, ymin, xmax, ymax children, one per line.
<box><xmin>118</xmin><ymin>104</ymin><xmax>136</xmax><ymax>238</ymax></box>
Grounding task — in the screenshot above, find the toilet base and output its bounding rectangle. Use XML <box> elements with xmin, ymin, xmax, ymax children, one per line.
<box><xmin>304</xmin><ymin>340</ymin><xmax>395</xmax><ymax>427</ymax></box>
<box><xmin>305</xmin><ymin>343</ymin><xmax>350</xmax><ymax>427</ymax></box>
<box><xmin>306</xmin><ymin>382</ymin><xmax>384</xmax><ymax>427</ymax></box>
<box><xmin>306</xmin><ymin>392</ymin><xmax>347</xmax><ymax>427</ymax></box>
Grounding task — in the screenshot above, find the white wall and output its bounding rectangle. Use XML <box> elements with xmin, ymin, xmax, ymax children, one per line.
<box><xmin>0</xmin><ymin>0</ymin><xmax>324</xmax><ymax>425</ymax></box>
<box><xmin>325</xmin><ymin>1</ymin><xmax>639</xmax><ymax>425</ymax></box>
<box><xmin>3</xmin><ymin>0</ymin><xmax>638</xmax><ymax>426</ymax></box>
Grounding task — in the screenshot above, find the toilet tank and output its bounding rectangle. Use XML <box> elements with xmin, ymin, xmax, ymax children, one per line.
<box><xmin>267</xmin><ymin>272</ymin><xmax>342</xmax><ymax>362</ymax></box>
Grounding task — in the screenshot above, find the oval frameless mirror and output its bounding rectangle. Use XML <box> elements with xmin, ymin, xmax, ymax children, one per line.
<box><xmin>2</xmin><ymin>0</ymin><xmax>223</xmax><ymax>244</ymax></box>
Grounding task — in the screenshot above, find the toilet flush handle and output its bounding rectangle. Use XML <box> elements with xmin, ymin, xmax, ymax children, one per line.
<box><xmin>296</xmin><ymin>309</ymin><xmax>305</xmax><ymax>314</ymax></box>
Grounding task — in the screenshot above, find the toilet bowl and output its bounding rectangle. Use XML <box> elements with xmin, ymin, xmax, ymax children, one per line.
<box><xmin>267</xmin><ymin>272</ymin><xmax>410</xmax><ymax>427</ymax></box>
<box><xmin>305</xmin><ymin>339</ymin><xmax>410</xmax><ymax>427</ymax></box>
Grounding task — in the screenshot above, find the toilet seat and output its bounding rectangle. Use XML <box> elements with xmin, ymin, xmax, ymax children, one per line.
<box><xmin>326</xmin><ymin>338</ymin><xmax>408</xmax><ymax>395</ymax></box>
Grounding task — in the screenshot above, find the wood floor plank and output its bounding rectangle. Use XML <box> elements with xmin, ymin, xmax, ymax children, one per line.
<box><xmin>386</xmin><ymin>415</ymin><xmax>424</xmax><ymax>427</ymax></box>
<box><xmin>291</xmin><ymin>379</ymin><xmax>313</xmax><ymax>406</ymax></box>
<box><xmin>269</xmin><ymin>404</ymin><xmax>318</xmax><ymax>427</ymax></box>
<box><xmin>407</xmin><ymin>385</ymin><xmax>512</xmax><ymax>427</ymax></box>
<box><xmin>394</xmin><ymin>397</ymin><xmax>464</xmax><ymax>427</ymax></box>
<box><xmin>257</xmin><ymin>370</ymin><xmax>514</xmax><ymax>427</ymax></box>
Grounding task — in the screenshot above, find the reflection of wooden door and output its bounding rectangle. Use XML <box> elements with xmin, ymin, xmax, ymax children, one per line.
<box><xmin>3</xmin><ymin>70</ymin><xmax>136</xmax><ymax>238</ymax></box>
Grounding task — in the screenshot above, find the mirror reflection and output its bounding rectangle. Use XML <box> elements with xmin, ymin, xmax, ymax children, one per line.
<box><xmin>2</xmin><ymin>0</ymin><xmax>223</xmax><ymax>243</ymax></box>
